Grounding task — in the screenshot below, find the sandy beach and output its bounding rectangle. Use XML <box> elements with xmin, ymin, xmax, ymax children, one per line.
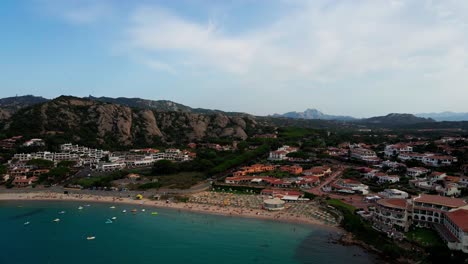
<box><xmin>0</xmin><ymin>191</ymin><xmax>339</xmax><ymax>229</ymax></box>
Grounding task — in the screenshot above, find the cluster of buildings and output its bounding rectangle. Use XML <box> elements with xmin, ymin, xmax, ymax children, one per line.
<box><xmin>12</xmin><ymin>143</ymin><xmax>108</xmax><ymax>166</ymax></box>
<box><xmin>384</xmin><ymin>142</ymin><xmax>458</xmax><ymax>167</ymax></box>
<box><xmin>226</xmin><ymin>164</ymin><xmax>332</xmax><ymax>190</ymax></box>
<box><xmin>97</xmin><ymin>148</ymin><xmax>195</xmax><ymax>171</ymax></box>
<box><xmin>371</xmin><ymin>194</ymin><xmax>468</xmax><ymax>253</ymax></box>
<box><xmin>0</xmin><ymin>136</ymin><xmax>23</xmax><ymax>150</ymax></box>
<box><xmin>187</xmin><ymin>142</ymin><xmax>237</xmax><ymax>151</ymax></box>
<box><xmin>268</xmin><ymin>145</ymin><xmax>299</xmax><ymax>161</ymax></box>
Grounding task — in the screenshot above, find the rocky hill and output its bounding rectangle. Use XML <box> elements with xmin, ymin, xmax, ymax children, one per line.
<box><xmin>87</xmin><ymin>96</ymin><xmax>247</xmax><ymax>116</ymax></box>
<box><xmin>272</xmin><ymin>108</ymin><xmax>355</xmax><ymax>121</ymax></box>
<box><xmin>0</xmin><ymin>95</ymin><xmax>49</xmax><ymax>120</ymax></box>
<box><xmin>359</xmin><ymin>113</ymin><xmax>435</xmax><ymax>125</ymax></box>
<box><xmin>3</xmin><ymin>96</ymin><xmax>262</xmax><ymax>147</ymax></box>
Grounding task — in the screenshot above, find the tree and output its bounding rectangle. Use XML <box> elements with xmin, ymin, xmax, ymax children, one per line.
<box><xmin>0</xmin><ymin>164</ymin><xmax>6</xmax><ymax>175</ymax></box>
<box><xmin>152</xmin><ymin>160</ymin><xmax>178</xmax><ymax>175</ymax></box>
<box><xmin>46</xmin><ymin>167</ymin><xmax>71</xmax><ymax>181</ymax></box>
<box><xmin>26</xmin><ymin>159</ymin><xmax>54</xmax><ymax>169</ymax></box>
<box><xmin>57</xmin><ymin>160</ymin><xmax>77</xmax><ymax>168</ymax></box>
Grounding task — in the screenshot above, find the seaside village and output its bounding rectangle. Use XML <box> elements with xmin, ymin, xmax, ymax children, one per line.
<box><xmin>1</xmin><ymin>133</ymin><xmax>468</xmax><ymax>255</ymax></box>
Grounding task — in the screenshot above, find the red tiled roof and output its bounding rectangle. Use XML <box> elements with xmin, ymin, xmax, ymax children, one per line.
<box><xmin>377</xmin><ymin>198</ymin><xmax>407</xmax><ymax>209</ymax></box>
<box><xmin>414</xmin><ymin>194</ymin><xmax>466</xmax><ymax>208</ymax></box>
<box><xmin>446</xmin><ymin>209</ymin><xmax>468</xmax><ymax>232</ymax></box>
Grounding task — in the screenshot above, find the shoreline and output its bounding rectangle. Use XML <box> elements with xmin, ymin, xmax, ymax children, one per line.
<box><xmin>0</xmin><ymin>192</ymin><xmax>340</xmax><ymax>232</ymax></box>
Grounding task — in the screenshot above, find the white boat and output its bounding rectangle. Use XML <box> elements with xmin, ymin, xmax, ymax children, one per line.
<box><xmin>24</xmin><ymin>221</ymin><xmax>30</xmax><ymax>225</ymax></box>
<box><xmin>85</xmin><ymin>204</ymin><xmax>91</xmax><ymax>207</ymax></box>
<box><xmin>141</xmin><ymin>209</ymin><xmax>146</xmax><ymax>212</ymax></box>
<box><xmin>87</xmin><ymin>236</ymin><xmax>96</xmax><ymax>240</ymax></box>
<box><xmin>78</xmin><ymin>206</ymin><xmax>84</xmax><ymax>210</ymax></box>
<box><xmin>105</xmin><ymin>219</ymin><xmax>113</xmax><ymax>224</ymax></box>
<box><xmin>111</xmin><ymin>217</ymin><xmax>117</xmax><ymax>220</ymax></box>
<box><xmin>122</xmin><ymin>210</ymin><xmax>127</xmax><ymax>213</ymax></box>
<box><xmin>53</xmin><ymin>218</ymin><xmax>60</xmax><ymax>222</ymax></box>
<box><xmin>110</xmin><ymin>206</ymin><xmax>116</xmax><ymax>209</ymax></box>
<box><xmin>59</xmin><ymin>211</ymin><xmax>66</xmax><ymax>214</ymax></box>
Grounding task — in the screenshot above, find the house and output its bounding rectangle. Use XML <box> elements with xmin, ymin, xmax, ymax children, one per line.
<box><xmin>233</xmin><ymin>164</ymin><xmax>276</xmax><ymax>176</ymax></box>
<box><xmin>127</xmin><ymin>173</ymin><xmax>141</xmax><ymax>180</ymax></box>
<box><xmin>350</xmin><ymin>148</ymin><xmax>380</xmax><ymax>164</ymax></box>
<box><xmin>412</xmin><ymin>194</ymin><xmax>466</xmax><ymax>228</ymax></box>
<box><xmin>384</xmin><ymin>143</ymin><xmax>413</xmax><ymax>157</ymax></box>
<box><xmin>427</xmin><ymin>172</ymin><xmax>447</xmax><ymax>182</ymax></box>
<box><xmin>296</xmin><ymin>176</ymin><xmax>320</xmax><ymax>188</ymax></box>
<box><xmin>365</xmin><ymin>171</ymin><xmax>399</xmax><ymax>184</ymax></box>
<box><xmin>12</xmin><ymin>175</ymin><xmax>37</xmax><ymax>187</ymax></box>
<box><xmin>260</xmin><ymin>189</ymin><xmax>303</xmax><ymax>198</ymax></box>
<box><xmin>407</xmin><ymin>167</ymin><xmax>430</xmax><ymax>178</ymax></box>
<box><xmin>378</xmin><ymin>189</ymin><xmax>409</xmax><ymax>199</ymax></box>
<box><xmin>422</xmin><ymin>155</ymin><xmax>458</xmax><ymax>167</ymax></box>
<box><xmin>373</xmin><ymin>198</ymin><xmax>410</xmax><ymax>231</ymax></box>
<box><xmin>279</xmin><ymin>165</ymin><xmax>303</xmax><ymax>175</ymax></box>
<box><xmin>437</xmin><ymin>208</ymin><xmax>468</xmax><ymax>253</ymax></box>
<box><xmin>22</xmin><ymin>138</ymin><xmax>45</xmax><ymax>147</ymax></box>
<box><xmin>332</xmin><ymin>179</ymin><xmax>369</xmax><ymax>195</ymax></box>
<box><xmin>398</xmin><ymin>152</ymin><xmax>433</xmax><ymax>162</ymax></box>
<box><xmin>96</xmin><ymin>162</ymin><xmax>126</xmax><ymax>172</ymax></box>
<box><xmin>268</xmin><ymin>146</ymin><xmax>298</xmax><ymax>161</ymax></box>
<box><xmin>302</xmin><ymin>166</ymin><xmax>331</xmax><ymax>177</ymax></box>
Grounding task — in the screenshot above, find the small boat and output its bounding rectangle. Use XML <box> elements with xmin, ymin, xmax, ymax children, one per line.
<box><xmin>122</xmin><ymin>210</ymin><xmax>127</xmax><ymax>213</ymax></box>
<box><xmin>59</xmin><ymin>211</ymin><xmax>66</xmax><ymax>214</ymax></box>
<box><xmin>24</xmin><ymin>221</ymin><xmax>30</xmax><ymax>225</ymax></box>
<box><xmin>110</xmin><ymin>206</ymin><xmax>116</xmax><ymax>209</ymax></box>
<box><xmin>151</xmin><ymin>212</ymin><xmax>158</xmax><ymax>215</ymax></box>
<box><xmin>131</xmin><ymin>209</ymin><xmax>137</xmax><ymax>213</ymax></box>
<box><xmin>78</xmin><ymin>206</ymin><xmax>84</xmax><ymax>210</ymax></box>
<box><xmin>111</xmin><ymin>217</ymin><xmax>117</xmax><ymax>220</ymax></box>
<box><xmin>105</xmin><ymin>219</ymin><xmax>113</xmax><ymax>224</ymax></box>
<box><xmin>85</xmin><ymin>204</ymin><xmax>91</xmax><ymax>207</ymax></box>
<box><xmin>141</xmin><ymin>209</ymin><xmax>146</xmax><ymax>212</ymax></box>
<box><xmin>53</xmin><ymin>218</ymin><xmax>60</xmax><ymax>222</ymax></box>
<box><xmin>87</xmin><ymin>236</ymin><xmax>96</xmax><ymax>240</ymax></box>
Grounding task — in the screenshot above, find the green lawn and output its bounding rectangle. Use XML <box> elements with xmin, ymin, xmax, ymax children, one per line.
<box><xmin>151</xmin><ymin>171</ymin><xmax>205</xmax><ymax>189</ymax></box>
<box><xmin>326</xmin><ymin>199</ymin><xmax>356</xmax><ymax>213</ymax></box>
<box><xmin>405</xmin><ymin>228</ymin><xmax>445</xmax><ymax>248</ymax></box>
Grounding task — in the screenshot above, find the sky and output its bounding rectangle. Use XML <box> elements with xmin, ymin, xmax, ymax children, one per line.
<box><xmin>1</xmin><ymin>0</ymin><xmax>468</xmax><ymax>117</ymax></box>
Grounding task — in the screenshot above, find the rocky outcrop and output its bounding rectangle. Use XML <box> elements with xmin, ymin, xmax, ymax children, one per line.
<box><xmin>4</xmin><ymin>97</ymin><xmax>261</xmax><ymax>146</ymax></box>
<box><xmin>0</xmin><ymin>109</ymin><xmax>11</xmax><ymax>120</ymax></box>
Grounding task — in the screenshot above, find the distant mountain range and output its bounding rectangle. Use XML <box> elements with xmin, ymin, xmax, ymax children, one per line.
<box><xmin>416</xmin><ymin>112</ymin><xmax>468</xmax><ymax>122</ymax></box>
<box><xmin>272</xmin><ymin>108</ymin><xmax>356</xmax><ymax>121</ymax></box>
<box><xmin>358</xmin><ymin>113</ymin><xmax>434</xmax><ymax>125</ymax></box>
<box><xmin>0</xmin><ymin>95</ymin><xmax>464</xmax><ymax>132</ymax></box>
<box><xmin>272</xmin><ymin>108</ymin><xmax>434</xmax><ymax>125</ymax></box>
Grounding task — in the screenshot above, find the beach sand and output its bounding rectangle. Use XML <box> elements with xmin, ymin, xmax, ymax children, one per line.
<box><xmin>0</xmin><ymin>192</ymin><xmax>338</xmax><ymax>229</ymax></box>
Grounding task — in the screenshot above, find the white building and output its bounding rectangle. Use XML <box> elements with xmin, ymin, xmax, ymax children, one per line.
<box><xmin>384</xmin><ymin>144</ymin><xmax>413</xmax><ymax>157</ymax></box>
<box><xmin>374</xmin><ymin>198</ymin><xmax>410</xmax><ymax>231</ymax></box>
<box><xmin>378</xmin><ymin>189</ymin><xmax>409</xmax><ymax>199</ymax></box>
<box><xmin>268</xmin><ymin>145</ymin><xmax>298</xmax><ymax>161</ymax></box>
<box><xmin>96</xmin><ymin>162</ymin><xmax>126</xmax><ymax>172</ymax></box>
<box><xmin>438</xmin><ymin>208</ymin><xmax>468</xmax><ymax>253</ymax></box>
<box><xmin>407</xmin><ymin>167</ymin><xmax>430</xmax><ymax>178</ymax></box>
<box><xmin>422</xmin><ymin>155</ymin><xmax>458</xmax><ymax>167</ymax></box>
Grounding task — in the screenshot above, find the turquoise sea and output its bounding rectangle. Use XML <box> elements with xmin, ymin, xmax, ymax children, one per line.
<box><xmin>0</xmin><ymin>201</ymin><xmax>377</xmax><ymax>264</ymax></box>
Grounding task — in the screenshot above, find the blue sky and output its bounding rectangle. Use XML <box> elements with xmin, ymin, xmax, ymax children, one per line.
<box><xmin>1</xmin><ymin>0</ymin><xmax>468</xmax><ymax>117</ymax></box>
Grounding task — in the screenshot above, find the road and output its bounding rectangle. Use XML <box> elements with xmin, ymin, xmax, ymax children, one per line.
<box><xmin>306</xmin><ymin>165</ymin><xmax>370</xmax><ymax>210</ymax></box>
<box><xmin>308</xmin><ymin>165</ymin><xmax>345</xmax><ymax>196</ymax></box>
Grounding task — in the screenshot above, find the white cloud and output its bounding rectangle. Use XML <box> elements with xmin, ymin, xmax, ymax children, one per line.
<box><xmin>122</xmin><ymin>0</ymin><xmax>468</xmax><ymax>85</ymax></box>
